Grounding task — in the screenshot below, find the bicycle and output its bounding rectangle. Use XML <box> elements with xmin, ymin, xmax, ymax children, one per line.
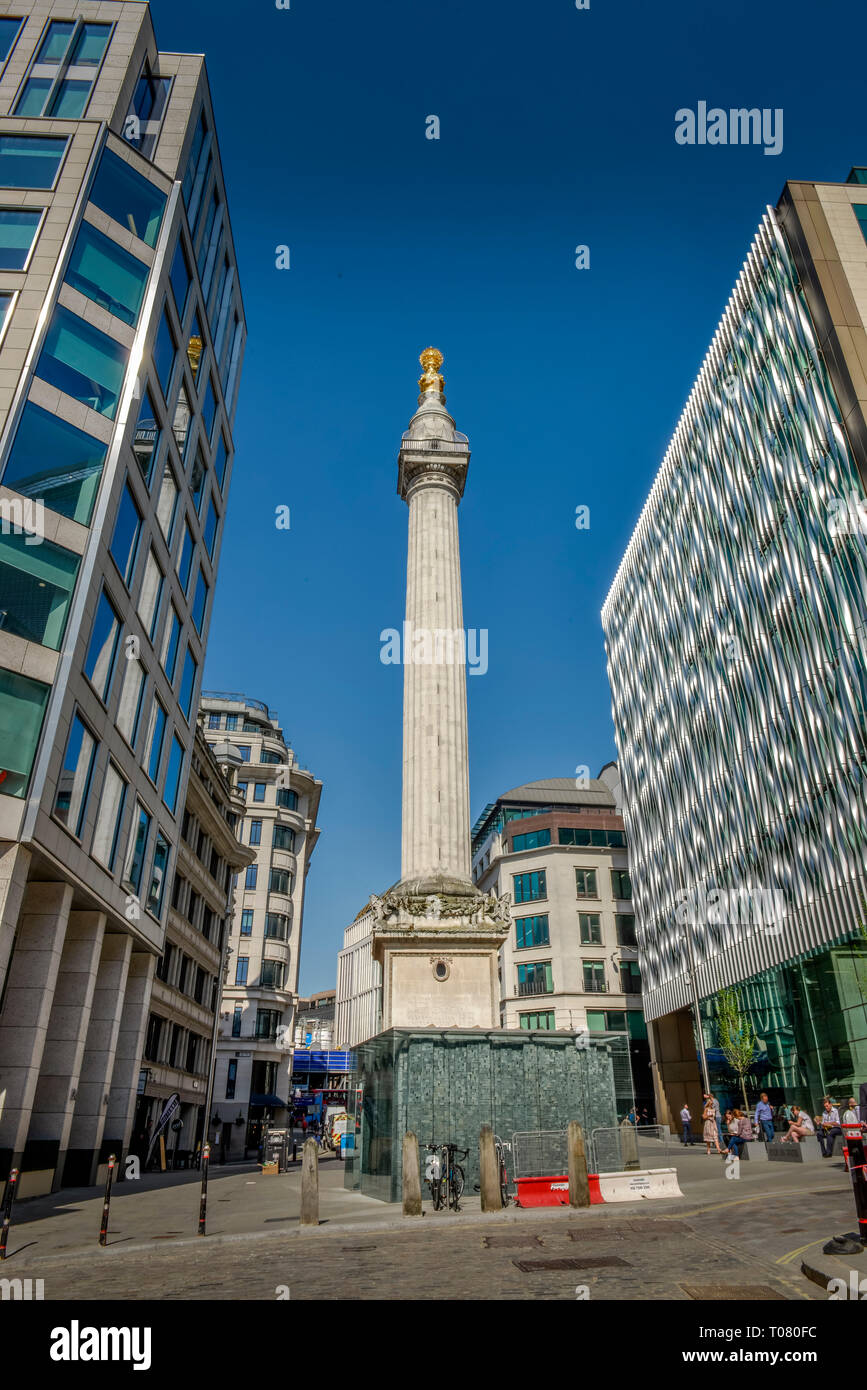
<box><xmin>443</xmin><ymin>1143</ymin><xmax>468</xmax><ymax>1211</ymax></box>
<box><xmin>423</xmin><ymin>1143</ymin><xmax>444</xmax><ymax>1210</ymax></box>
<box><xmin>493</xmin><ymin>1134</ymin><xmax>512</xmax><ymax>1207</ymax></box>
<box><xmin>474</xmin><ymin>1135</ymin><xmax>512</xmax><ymax>1207</ymax></box>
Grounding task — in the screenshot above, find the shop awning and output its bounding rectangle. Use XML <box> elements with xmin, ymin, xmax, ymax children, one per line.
<box><xmin>250</xmin><ymin>1093</ymin><xmax>290</xmax><ymax>1108</ymax></box>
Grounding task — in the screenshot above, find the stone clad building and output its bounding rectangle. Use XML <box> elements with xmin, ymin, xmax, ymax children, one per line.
<box><xmin>133</xmin><ymin>724</ymin><xmax>252</xmax><ymax>1165</ymax></box>
<box><xmin>201</xmin><ymin>693</ymin><xmax>322</xmax><ymax>1161</ymax></box>
<box><xmin>0</xmin><ymin>0</ymin><xmax>245</xmax><ymax>1193</ymax></box>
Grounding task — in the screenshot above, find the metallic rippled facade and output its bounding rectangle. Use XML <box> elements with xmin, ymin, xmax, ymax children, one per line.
<box><xmin>601</xmin><ymin>204</ymin><xmax>867</xmax><ymax>1025</ymax></box>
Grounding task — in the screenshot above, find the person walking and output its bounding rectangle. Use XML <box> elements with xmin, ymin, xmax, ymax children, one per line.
<box><xmin>680</xmin><ymin>1102</ymin><xmax>694</xmax><ymax>1146</ymax></box>
<box><xmin>779</xmin><ymin>1106</ymin><xmax>815</xmax><ymax>1143</ymax></box>
<box><xmin>817</xmin><ymin>1098</ymin><xmax>842</xmax><ymax>1157</ymax></box>
<box><xmin>754</xmin><ymin>1092</ymin><xmax>775</xmax><ymax>1144</ymax></box>
<box><xmin>710</xmin><ymin>1093</ymin><xmax>724</xmax><ymax>1147</ymax></box>
<box><xmin>702</xmin><ymin>1097</ymin><xmax>725</xmax><ymax>1156</ymax></box>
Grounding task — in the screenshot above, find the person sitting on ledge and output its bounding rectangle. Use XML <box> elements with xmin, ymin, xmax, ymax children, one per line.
<box><xmin>816</xmin><ymin>1098</ymin><xmax>843</xmax><ymax>1157</ymax></box>
<box><xmin>779</xmin><ymin>1105</ymin><xmax>815</xmax><ymax>1143</ymax></box>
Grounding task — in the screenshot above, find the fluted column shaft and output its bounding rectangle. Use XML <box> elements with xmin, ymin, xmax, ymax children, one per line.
<box><xmin>401</xmin><ymin>474</ymin><xmax>471</xmax><ymax>883</ymax></box>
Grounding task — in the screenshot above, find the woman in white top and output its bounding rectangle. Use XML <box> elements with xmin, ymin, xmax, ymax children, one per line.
<box><xmin>780</xmin><ymin>1105</ymin><xmax>815</xmax><ymax>1142</ymax></box>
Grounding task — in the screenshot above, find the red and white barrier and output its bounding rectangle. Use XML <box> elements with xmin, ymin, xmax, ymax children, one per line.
<box><xmin>514</xmin><ymin>1167</ymin><xmax>682</xmax><ymax>1208</ymax></box>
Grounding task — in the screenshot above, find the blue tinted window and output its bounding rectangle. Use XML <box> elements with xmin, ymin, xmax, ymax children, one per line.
<box><xmin>178</xmin><ymin>646</ymin><xmax>197</xmax><ymax>721</ymax></box>
<box><xmin>49</xmin><ymin>79</ymin><xmax>91</xmax><ymax>119</ymax></box>
<box><xmin>125</xmin><ymin>802</ymin><xmax>151</xmax><ymax>895</ymax></box>
<box><xmin>182</xmin><ymin>111</ymin><xmax>208</xmax><ymax>209</ymax></box>
<box><xmin>65</xmin><ymin>222</ymin><xmax>148</xmax><ymax>327</ymax></box>
<box><xmin>88</xmin><ymin>148</ymin><xmax>165</xmax><ymax>249</ymax></box>
<box><xmin>0</xmin><ymin>17</ymin><xmax>23</xmax><ymax>63</ymax></box>
<box><xmin>153</xmin><ymin>308</ymin><xmax>176</xmax><ymax>397</ymax></box>
<box><xmin>0</xmin><ymin>668</ymin><xmax>49</xmax><ymax>799</ymax></box>
<box><xmin>84</xmin><ymin>590</ymin><xmax>121</xmax><ymax>701</ymax></box>
<box><xmin>176</xmin><ymin>522</ymin><xmax>194</xmax><ymax>592</ymax></box>
<box><xmin>110</xmin><ymin>480</ymin><xmax>141</xmax><ymax>586</ymax></box>
<box><xmin>187</xmin><ymin>310</ymin><xmax>203</xmax><ymax>386</ymax></box>
<box><xmin>1</xmin><ymin>402</ymin><xmax>107</xmax><ymax>525</ymax></box>
<box><xmin>162</xmin><ymin>605</ymin><xmax>181</xmax><ymax>682</ymax></box>
<box><xmin>245</xmin><ymin>864</ymin><xmax>257</xmax><ymax>890</ymax></box>
<box><xmin>70</xmin><ymin>22</ymin><xmax>111</xmax><ymax>66</ymax></box>
<box><xmin>0</xmin><ymin>134</ymin><xmax>67</xmax><ymax>188</ymax></box>
<box><xmin>133</xmin><ymin>384</ymin><xmax>160</xmax><ymax>486</ymax></box>
<box><xmin>189</xmin><ymin>446</ymin><xmax>206</xmax><ymax>513</ymax></box>
<box><xmin>201</xmin><ymin>378</ymin><xmax>216</xmax><ymax>442</ymax></box>
<box><xmin>0</xmin><ymin>209</ymin><xmax>41</xmax><ymax>270</ymax></box>
<box><xmin>15</xmin><ymin>78</ymin><xmax>53</xmax><ymax>116</ymax></box>
<box><xmin>214</xmin><ymin>434</ymin><xmax>228</xmax><ymax>490</ymax></box>
<box><xmin>170</xmin><ymin>236</ymin><xmax>190</xmax><ymax>317</ymax></box>
<box><xmin>37</xmin><ymin>305</ymin><xmax>128</xmax><ymax>419</ymax></box>
<box><xmin>163</xmin><ymin>735</ymin><xmax>185</xmax><ymax>814</ymax></box>
<box><xmin>146</xmin><ymin>830</ymin><xmax>170</xmax><ymax>917</ymax></box>
<box><xmin>53</xmin><ymin>711</ymin><xmax>97</xmax><ymax>837</ymax></box>
<box><xmin>203</xmin><ymin>494</ymin><xmax>218</xmax><ymax>556</ymax></box>
<box><xmin>125</xmin><ymin>64</ymin><xmax>171</xmax><ymax>161</ymax></box>
<box><xmin>0</xmin><ymin>528</ymin><xmax>79</xmax><ymax>650</ymax></box>
<box><xmin>147</xmin><ymin>701</ymin><xmax>166</xmax><ymax>782</ymax></box>
<box><xmin>191</xmin><ymin>568</ymin><xmax>208</xmax><ymax>633</ymax></box>
<box><xmin>37</xmin><ymin>19</ymin><xmax>75</xmax><ymax>62</ymax></box>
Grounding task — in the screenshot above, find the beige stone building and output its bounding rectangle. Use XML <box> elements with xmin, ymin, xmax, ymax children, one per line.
<box><xmin>471</xmin><ymin>770</ymin><xmax>652</xmax><ymax>1110</ymax></box>
<box><xmin>132</xmin><ymin>725</ymin><xmax>252</xmax><ymax>1166</ymax></box>
<box><xmin>201</xmin><ymin>693</ymin><xmax>322</xmax><ymax>1160</ymax></box>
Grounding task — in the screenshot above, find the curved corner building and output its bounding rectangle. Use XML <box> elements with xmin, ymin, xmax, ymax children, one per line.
<box><xmin>601</xmin><ymin>170</ymin><xmax>867</xmax><ymax>1128</ymax></box>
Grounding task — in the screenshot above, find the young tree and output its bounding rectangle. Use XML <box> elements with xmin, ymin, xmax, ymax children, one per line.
<box><xmin>716</xmin><ymin>987</ymin><xmax>757</xmax><ymax>1112</ymax></box>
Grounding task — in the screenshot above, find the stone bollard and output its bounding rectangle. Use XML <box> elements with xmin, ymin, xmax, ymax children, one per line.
<box><xmin>479</xmin><ymin>1125</ymin><xmax>501</xmax><ymax>1212</ymax></box>
<box><xmin>300</xmin><ymin>1137</ymin><xmax>319</xmax><ymax>1227</ymax></box>
<box><xmin>621</xmin><ymin>1118</ymin><xmax>640</xmax><ymax>1171</ymax></box>
<box><xmin>567</xmin><ymin>1121</ymin><xmax>591</xmax><ymax>1208</ymax></box>
<box><xmin>402</xmin><ymin>1131</ymin><xmax>422</xmax><ymax>1216</ymax></box>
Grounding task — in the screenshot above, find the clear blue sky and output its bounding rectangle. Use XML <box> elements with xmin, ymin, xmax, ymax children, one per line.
<box><xmin>149</xmin><ymin>0</ymin><xmax>865</xmax><ymax>992</ymax></box>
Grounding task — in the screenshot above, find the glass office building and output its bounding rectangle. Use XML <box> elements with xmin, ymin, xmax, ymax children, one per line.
<box><xmin>602</xmin><ymin>170</ymin><xmax>867</xmax><ymax>1127</ymax></box>
<box><xmin>0</xmin><ymin>1</ymin><xmax>245</xmax><ymax>1194</ymax></box>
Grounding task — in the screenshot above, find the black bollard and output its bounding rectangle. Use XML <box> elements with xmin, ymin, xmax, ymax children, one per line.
<box><xmin>845</xmin><ymin>1123</ymin><xmax>867</xmax><ymax>1245</ymax></box>
<box><xmin>0</xmin><ymin>1167</ymin><xmax>19</xmax><ymax>1260</ymax></box>
<box><xmin>98</xmin><ymin>1154</ymin><xmax>117</xmax><ymax>1247</ymax></box>
<box><xmin>198</xmin><ymin>1143</ymin><xmax>210</xmax><ymax>1236</ymax></box>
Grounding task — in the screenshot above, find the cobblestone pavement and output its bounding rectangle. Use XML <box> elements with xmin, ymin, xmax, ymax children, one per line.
<box><xmin>1</xmin><ymin>1151</ymin><xmax>857</xmax><ymax>1300</ymax></box>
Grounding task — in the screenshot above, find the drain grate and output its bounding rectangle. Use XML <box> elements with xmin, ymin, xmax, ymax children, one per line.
<box><xmin>483</xmin><ymin>1235</ymin><xmax>544</xmax><ymax>1249</ymax></box>
<box><xmin>567</xmin><ymin>1229</ymin><xmax>625</xmax><ymax>1242</ymax></box>
<box><xmin>513</xmin><ymin>1256</ymin><xmax>631</xmax><ymax>1272</ymax></box>
<box><xmin>680</xmin><ymin>1284</ymin><xmax>787</xmax><ymax>1301</ymax></box>
<box><xmin>341</xmin><ymin>1245</ymin><xmax>377</xmax><ymax>1252</ymax></box>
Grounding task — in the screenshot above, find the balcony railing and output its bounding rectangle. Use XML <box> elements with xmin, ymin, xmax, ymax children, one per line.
<box><xmin>400</xmin><ymin>436</ymin><xmax>469</xmax><ymax>454</ymax></box>
<box><xmin>583</xmin><ymin>981</ymin><xmax>607</xmax><ymax>993</ymax></box>
<box><xmin>517</xmin><ymin>979</ymin><xmax>553</xmax><ymax>997</ymax></box>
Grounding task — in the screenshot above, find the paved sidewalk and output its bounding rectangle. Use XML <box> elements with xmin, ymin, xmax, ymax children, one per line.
<box><xmin>0</xmin><ymin>1147</ymin><xmax>859</xmax><ymax>1299</ymax></box>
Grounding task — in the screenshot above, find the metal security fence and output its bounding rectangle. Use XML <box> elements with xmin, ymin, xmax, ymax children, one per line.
<box><xmin>511</xmin><ymin>1130</ymin><xmax>570</xmax><ymax>1180</ymax></box>
<box><xmin>590</xmin><ymin>1124</ymin><xmax>672</xmax><ymax>1173</ymax></box>
<box><xmin>511</xmin><ymin>1125</ymin><xmax>673</xmax><ymax>1178</ymax></box>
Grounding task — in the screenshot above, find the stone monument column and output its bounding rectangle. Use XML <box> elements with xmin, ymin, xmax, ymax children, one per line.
<box><xmin>400</xmin><ymin>347</ymin><xmax>471</xmax><ymax>888</ymax></box>
<box><xmin>371</xmin><ymin>350</ymin><xmax>509</xmax><ymax>1030</ymax></box>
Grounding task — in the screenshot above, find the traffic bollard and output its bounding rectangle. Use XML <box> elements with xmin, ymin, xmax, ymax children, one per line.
<box><xmin>844</xmin><ymin>1123</ymin><xmax>867</xmax><ymax>1245</ymax></box>
<box><xmin>198</xmin><ymin>1143</ymin><xmax>210</xmax><ymax>1236</ymax></box>
<box><xmin>0</xmin><ymin>1168</ymin><xmax>19</xmax><ymax>1260</ymax></box>
<box><xmin>98</xmin><ymin>1154</ymin><xmax>117</xmax><ymax>1247</ymax></box>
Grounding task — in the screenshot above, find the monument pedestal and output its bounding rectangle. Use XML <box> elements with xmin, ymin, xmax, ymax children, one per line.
<box><xmin>370</xmin><ymin>883</ymin><xmax>510</xmax><ymax>1031</ymax></box>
